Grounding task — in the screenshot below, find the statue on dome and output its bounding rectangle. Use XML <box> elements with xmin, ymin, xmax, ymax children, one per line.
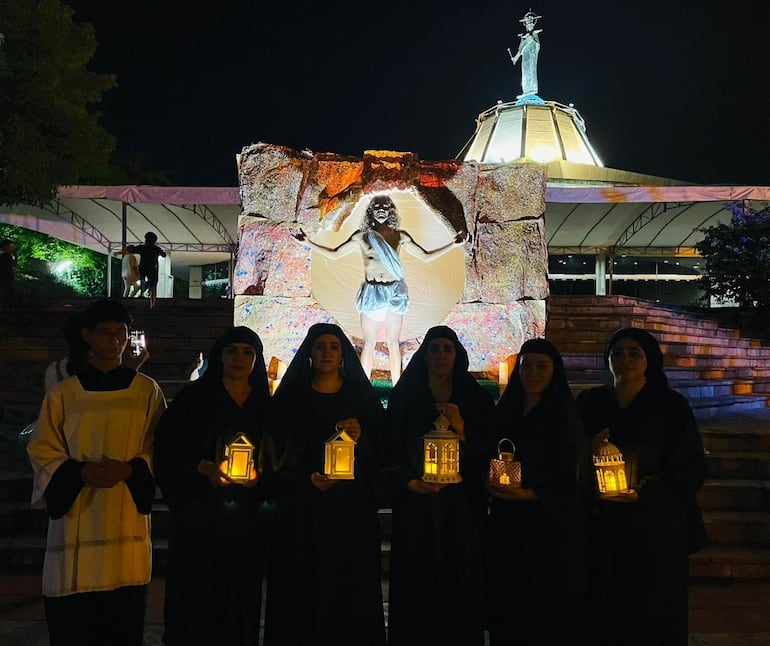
<box><xmin>508</xmin><ymin>9</ymin><xmax>542</xmax><ymax>99</ymax></box>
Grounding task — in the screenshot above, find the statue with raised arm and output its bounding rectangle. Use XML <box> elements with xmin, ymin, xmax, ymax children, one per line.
<box><xmin>293</xmin><ymin>194</ymin><xmax>466</xmax><ymax>385</ymax></box>
<box><xmin>508</xmin><ymin>9</ymin><xmax>542</xmax><ymax>99</ymax></box>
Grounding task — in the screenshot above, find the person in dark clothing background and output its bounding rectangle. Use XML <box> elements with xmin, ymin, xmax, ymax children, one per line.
<box><xmin>154</xmin><ymin>325</ymin><xmax>273</xmax><ymax>646</ymax></box>
<box><xmin>127</xmin><ymin>231</ymin><xmax>167</xmax><ymax>308</ymax></box>
<box><xmin>576</xmin><ymin>327</ymin><xmax>708</xmax><ymax>646</ymax></box>
<box><xmin>486</xmin><ymin>337</ymin><xmax>589</xmax><ymax>644</ymax></box>
<box><xmin>264</xmin><ymin>322</ymin><xmax>387</xmax><ymax>646</ymax></box>
<box><xmin>385</xmin><ymin>325</ymin><xmax>495</xmax><ymax>646</ymax></box>
<box><xmin>0</xmin><ymin>238</ymin><xmax>17</xmax><ymax>303</ymax></box>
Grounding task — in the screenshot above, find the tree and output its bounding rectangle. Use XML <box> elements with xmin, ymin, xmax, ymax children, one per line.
<box><xmin>0</xmin><ymin>0</ymin><xmax>116</xmax><ymax>207</ymax></box>
<box><xmin>695</xmin><ymin>203</ymin><xmax>770</xmax><ymax>312</ymax></box>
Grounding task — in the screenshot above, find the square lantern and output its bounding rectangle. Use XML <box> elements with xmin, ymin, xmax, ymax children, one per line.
<box><xmin>223</xmin><ymin>433</ymin><xmax>255</xmax><ymax>483</ymax></box>
<box><xmin>593</xmin><ymin>439</ymin><xmax>629</xmax><ymax>494</ymax></box>
<box><xmin>422</xmin><ymin>414</ymin><xmax>462</xmax><ymax>484</ymax></box>
<box><xmin>324</xmin><ymin>428</ymin><xmax>355</xmax><ymax>479</ymax></box>
<box><xmin>487</xmin><ymin>438</ymin><xmax>522</xmax><ymax>487</ymax></box>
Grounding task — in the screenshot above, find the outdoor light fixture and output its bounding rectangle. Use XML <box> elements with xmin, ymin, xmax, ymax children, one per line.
<box><xmin>593</xmin><ymin>438</ymin><xmax>629</xmax><ymax>494</ymax></box>
<box><xmin>422</xmin><ymin>414</ymin><xmax>461</xmax><ymax>484</ymax></box>
<box><xmin>487</xmin><ymin>438</ymin><xmax>522</xmax><ymax>487</ymax></box>
<box><xmin>222</xmin><ymin>433</ymin><xmax>256</xmax><ymax>483</ymax></box>
<box><xmin>324</xmin><ymin>425</ymin><xmax>355</xmax><ymax>479</ymax></box>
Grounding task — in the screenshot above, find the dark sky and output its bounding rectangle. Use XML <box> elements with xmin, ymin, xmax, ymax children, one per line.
<box><xmin>65</xmin><ymin>0</ymin><xmax>770</xmax><ymax>187</ymax></box>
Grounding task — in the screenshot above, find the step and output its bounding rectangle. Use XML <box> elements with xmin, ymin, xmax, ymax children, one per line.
<box><xmin>689</xmin><ymin>543</ymin><xmax>770</xmax><ymax>581</ymax></box>
<box><xmin>702</xmin><ymin>511</ymin><xmax>770</xmax><ymax>547</ymax></box>
<box><xmin>697</xmin><ymin>479</ymin><xmax>770</xmax><ymax>512</ymax></box>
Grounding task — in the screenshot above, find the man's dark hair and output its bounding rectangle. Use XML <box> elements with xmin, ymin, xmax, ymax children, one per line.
<box><xmin>82</xmin><ymin>298</ymin><xmax>133</xmax><ymax>330</ymax></box>
<box><xmin>144</xmin><ymin>232</ymin><xmax>158</xmax><ymax>244</ymax></box>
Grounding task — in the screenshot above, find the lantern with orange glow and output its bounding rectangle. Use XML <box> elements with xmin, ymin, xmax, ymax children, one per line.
<box><xmin>223</xmin><ymin>433</ymin><xmax>256</xmax><ymax>483</ymax></box>
<box><xmin>487</xmin><ymin>438</ymin><xmax>522</xmax><ymax>487</ymax></box>
<box><xmin>324</xmin><ymin>427</ymin><xmax>355</xmax><ymax>479</ymax></box>
<box><xmin>422</xmin><ymin>414</ymin><xmax>462</xmax><ymax>484</ymax></box>
<box><xmin>593</xmin><ymin>439</ymin><xmax>629</xmax><ymax>494</ymax></box>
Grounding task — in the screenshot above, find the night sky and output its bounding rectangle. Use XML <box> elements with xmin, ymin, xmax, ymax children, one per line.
<box><xmin>64</xmin><ymin>0</ymin><xmax>770</xmax><ymax>188</ymax></box>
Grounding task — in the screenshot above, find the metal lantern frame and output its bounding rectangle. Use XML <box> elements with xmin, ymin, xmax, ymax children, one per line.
<box><xmin>324</xmin><ymin>428</ymin><xmax>356</xmax><ymax>480</ymax></box>
<box><xmin>422</xmin><ymin>414</ymin><xmax>462</xmax><ymax>484</ymax></box>
<box><xmin>593</xmin><ymin>440</ymin><xmax>629</xmax><ymax>494</ymax></box>
<box><xmin>488</xmin><ymin>438</ymin><xmax>522</xmax><ymax>487</ymax></box>
<box><xmin>223</xmin><ymin>432</ymin><xmax>256</xmax><ymax>483</ymax></box>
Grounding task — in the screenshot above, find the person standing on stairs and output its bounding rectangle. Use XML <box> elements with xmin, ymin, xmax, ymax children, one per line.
<box><xmin>575</xmin><ymin>327</ymin><xmax>708</xmax><ymax>646</ymax></box>
<box><xmin>26</xmin><ymin>298</ymin><xmax>166</xmax><ymax>646</ymax></box>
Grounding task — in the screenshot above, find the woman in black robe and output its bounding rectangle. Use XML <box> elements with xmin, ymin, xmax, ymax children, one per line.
<box><xmin>486</xmin><ymin>338</ymin><xmax>590</xmax><ymax>644</ymax></box>
<box><xmin>153</xmin><ymin>326</ymin><xmax>272</xmax><ymax>646</ymax></box>
<box><xmin>576</xmin><ymin>327</ymin><xmax>708</xmax><ymax>646</ymax></box>
<box><xmin>263</xmin><ymin>322</ymin><xmax>387</xmax><ymax>646</ymax></box>
<box><xmin>386</xmin><ymin>325</ymin><xmax>496</xmax><ymax>646</ymax></box>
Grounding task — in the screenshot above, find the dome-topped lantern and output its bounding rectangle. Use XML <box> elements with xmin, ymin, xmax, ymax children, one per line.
<box><xmin>593</xmin><ymin>439</ymin><xmax>630</xmax><ymax>494</ymax></box>
<box><xmin>460</xmin><ymin>9</ymin><xmax>603</xmax><ymax>169</ymax></box>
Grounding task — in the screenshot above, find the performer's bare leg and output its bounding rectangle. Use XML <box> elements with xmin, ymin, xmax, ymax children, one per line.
<box><xmin>384</xmin><ymin>310</ymin><xmax>403</xmax><ymax>385</ymax></box>
<box><xmin>360</xmin><ymin>313</ymin><xmax>379</xmax><ymax>381</ymax></box>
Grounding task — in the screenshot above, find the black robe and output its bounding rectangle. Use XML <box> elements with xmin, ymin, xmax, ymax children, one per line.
<box><xmin>576</xmin><ymin>382</ymin><xmax>707</xmax><ymax>646</ymax></box>
<box><xmin>386</xmin><ymin>377</ymin><xmax>496</xmax><ymax>646</ymax></box>
<box><xmin>153</xmin><ymin>378</ymin><xmax>272</xmax><ymax>646</ymax></box>
<box><xmin>264</xmin><ymin>381</ymin><xmax>387</xmax><ymax>646</ymax></box>
<box><xmin>486</xmin><ymin>390</ymin><xmax>589</xmax><ymax>644</ymax></box>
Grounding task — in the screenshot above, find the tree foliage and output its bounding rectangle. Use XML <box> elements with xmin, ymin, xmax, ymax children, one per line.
<box><xmin>0</xmin><ymin>223</ymin><xmax>107</xmax><ymax>297</ymax></box>
<box><xmin>695</xmin><ymin>203</ymin><xmax>770</xmax><ymax>311</ymax></box>
<box><xmin>0</xmin><ymin>0</ymin><xmax>116</xmax><ymax>206</ymax></box>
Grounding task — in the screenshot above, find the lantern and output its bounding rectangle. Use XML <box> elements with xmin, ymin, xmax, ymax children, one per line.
<box><xmin>487</xmin><ymin>438</ymin><xmax>522</xmax><ymax>487</ymax></box>
<box><xmin>422</xmin><ymin>414</ymin><xmax>462</xmax><ymax>484</ymax></box>
<box><xmin>222</xmin><ymin>433</ymin><xmax>256</xmax><ymax>483</ymax></box>
<box><xmin>593</xmin><ymin>439</ymin><xmax>629</xmax><ymax>494</ymax></box>
<box><xmin>324</xmin><ymin>426</ymin><xmax>355</xmax><ymax>479</ymax></box>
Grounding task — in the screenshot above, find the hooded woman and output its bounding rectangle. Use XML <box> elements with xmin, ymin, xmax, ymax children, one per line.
<box><xmin>385</xmin><ymin>325</ymin><xmax>496</xmax><ymax>646</ymax></box>
<box><xmin>576</xmin><ymin>327</ymin><xmax>708</xmax><ymax>646</ymax></box>
<box><xmin>264</xmin><ymin>322</ymin><xmax>387</xmax><ymax>646</ymax></box>
<box><xmin>486</xmin><ymin>337</ymin><xmax>589</xmax><ymax>644</ymax></box>
<box><xmin>154</xmin><ymin>326</ymin><xmax>272</xmax><ymax>646</ymax></box>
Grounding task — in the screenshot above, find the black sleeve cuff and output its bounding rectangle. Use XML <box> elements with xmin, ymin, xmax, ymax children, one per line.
<box><xmin>44</xmin><ymin>459</ymin><xmax>85</xmax><ymax>519</ymax></box>
<box><xmin>125</xmin><ymin>457</ymin><xmax>155</xmax><ymax>515</ymax></box>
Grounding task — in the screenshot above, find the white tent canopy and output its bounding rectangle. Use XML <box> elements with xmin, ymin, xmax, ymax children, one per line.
<box><xmin>2</xmin><ymin>182</ymin><xmax>769</xmax><ymax>285</ymax></box>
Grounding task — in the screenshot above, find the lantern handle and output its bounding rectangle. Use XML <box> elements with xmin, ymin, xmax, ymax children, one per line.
<box><xmin>497</xmin><ymin>438</ymin><xmax>515</xmax><ymax>453</ymax></box>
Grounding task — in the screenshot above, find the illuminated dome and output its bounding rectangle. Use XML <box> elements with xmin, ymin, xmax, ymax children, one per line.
<box><xmin>459</xmin><ymin>99</ymin><xmax>603</xmax><ymax>167</ymax></box>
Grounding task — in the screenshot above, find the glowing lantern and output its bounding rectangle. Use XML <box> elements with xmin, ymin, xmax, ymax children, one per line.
<box><xmin>487</xmin><ymin>438</ymin><xmax>522</xmax><ymax>487</ymax></box>
<box><xmin>593</xmin><ymin>439</ymin><xmax>629</xmax><ymax>494</ymax></box>
<box><xmin>324</xmin><ymin>426</ymin><xmax>355</xmax><ymax>479</ymax></box>
<box><xmin>422</xmin><ymin>414</ymin><xmax>462</xmax><ymax>484</ymax></box>
<box><xmin>223</xmin><ymin>433</ymin><xmax>255</xmax><ymax>483</ymax></box>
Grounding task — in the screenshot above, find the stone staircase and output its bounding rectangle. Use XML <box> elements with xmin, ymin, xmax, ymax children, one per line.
<box><xmin>546</xmin><ymin>295</ymin><xmax>770</xmax><ymax>420</ymax></box>
<box><xmin>0</xmin><ymin>295</ymin><xmax>768</xmax><ymax>582</ymax></box>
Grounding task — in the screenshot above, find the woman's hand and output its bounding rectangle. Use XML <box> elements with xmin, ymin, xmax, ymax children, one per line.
<box><xmin>435</xmin><ymin>402</ymin><xmax>465</xmax><ymax>441</ymax></box>
<box><xmin>599</xmin><ymin>489</ymin><xmax>638</xmax><ymax>503</ymax></box>
<box><xmin>335</xmin><ymin>418</ymin><xmax>361</xmax><ymax>443</ymax></box>
<box><xmin>407</xmin><ymin>478</ymin><xmax>444</xmax><ymax>494</ymax></box>
<box><xmin>486</xmin><ymin>481</ymin><xmax>536</xmax><ymax>501</ymax></box>
<box><xmin>311</xmin><ymin>471</ymin><xmax>339</xmax><ymax>492</ymax></box>
<box><xmin>197</xmin><ymin>459</ymin><xmax>230</xmax><ymax>487</ymax></box>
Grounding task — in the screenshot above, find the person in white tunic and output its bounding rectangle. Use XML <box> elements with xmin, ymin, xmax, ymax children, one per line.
<box><xmin>27</xmin><ymin>298</ymin><xmax>166</xmax><ymax>646</ymax></box>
